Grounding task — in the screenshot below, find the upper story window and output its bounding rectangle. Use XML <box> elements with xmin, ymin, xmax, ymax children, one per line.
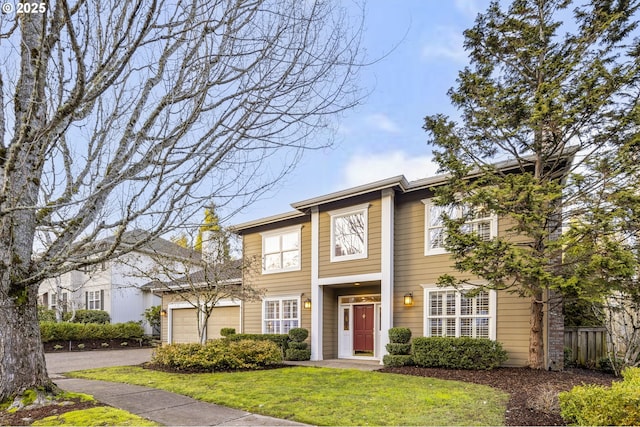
<box><xmin>329</xmin><ymin>204</ymin><xmax>369</xmax><ymax>262</ymax></box>
<box><xmin>422</xmin><ymin>198</ymin><xmax>497</xmax><ymax>255</ymax></box>
<box><xmin>423</xmin><ymin>286</ymin><xmax>496</xmax><ymax>340</ymax></box>
<box><xmin>261</xmin><ymin>226</ymin><xmax>301</xmax><ymax>274</ymax></box>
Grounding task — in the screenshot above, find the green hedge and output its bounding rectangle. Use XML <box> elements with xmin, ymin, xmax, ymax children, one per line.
<box><xmin>38</xmin><ymin>309</ymin><xmax>111</xmax><ymax>324</ymax></box>
<box><xmin>152</xmin><ymin>339</ymin><xmax>282</xmax><ymax>371</ymax></box>
<box><xmin>40</xmin><ymin>321</ymin><xmax>144</xmax><ymax>342</ymax></box>
<box><xmin>412</xmin><ymin>337</ymin><xmax>508</xmax><ymax>370</ymax></box>
<box><xmin>559</xmin><ymin>367</ymin><xmax>640</xmax><ymax>426</ymax></box>
<box><xmin>220</xmin><ymin>328</ymin><xmax>236</xmax><ymax>337</ymax></box>
<box><xmin>226</xmin><ymin>333</ymin><xmax>289</xmax><ymax>352</ymax></box>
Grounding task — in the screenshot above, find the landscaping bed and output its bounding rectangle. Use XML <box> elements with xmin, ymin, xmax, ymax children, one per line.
<box><xmin>379</xmin><ymin>366</ymin><xmax>616</xmax><ymax>426</ymax></box>
<box><xmin>43</xmin><ymin>338</ymin><xmax>153</xmax><ymax>352</ymax></box>
<box><xmin>0</xmin><ymin>397</ymin><xmax>100</xmax><ymax>426</ymax></box>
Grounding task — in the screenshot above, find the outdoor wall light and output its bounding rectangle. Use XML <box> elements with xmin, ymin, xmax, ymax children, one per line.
<box><xmin>403</xmin><ymin>293</ymin><xmax>413</xmax><ymax>306</ymax></box>
<box><xmin>160</xmin><ymin>309</ymin><xmax>167</xmax><ymax>317</ymax></box>
<box><xmin>303</xmin><ymin>298</ymin><xmax>312</xmax><ymax>309</ymax></box>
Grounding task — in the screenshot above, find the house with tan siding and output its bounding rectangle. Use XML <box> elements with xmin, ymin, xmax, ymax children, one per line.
<box><xmin>231</xmin><ymin>159</ymin><xmax>568</xmax><ymax>368</ymax></box>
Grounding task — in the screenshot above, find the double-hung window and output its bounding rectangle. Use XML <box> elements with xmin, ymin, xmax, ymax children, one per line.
<box><xmin>424</xmin><ymin>286</ymin><xmax>496</xmax><ymax>339</ymax></box>
<box><xmin>263</xmin><ymin>297</ymin><xmax>300</xmax><ymax>334</ymax></box>
<box><xmin>86</xmin><ymin>290</ymin><xmax>103</xmax><ymax>310</ymax></box>
<box><xmin>261</xmin><ymin>226</ymin><xmax>301</xmax><ymax>274</ymax></box>
<box><xmin>329</xmin><ymin>204</ymin><xmax>369</xmax><ymax>262</ymax></box>
<box><xmin>422</xmin><ymin>199</ymin><xmax>497</xmax><ymax>255</ymax></box>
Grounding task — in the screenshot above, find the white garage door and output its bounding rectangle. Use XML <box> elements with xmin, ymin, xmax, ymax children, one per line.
<box><xmin>171</xmin><ymin>308</ymin><xmax>199</xmax><ymax>344</ymax></box>
<box><xmin>206</xmin><ymin>306</ymin><xmax>240</xmax><ymax>339</ymax></box>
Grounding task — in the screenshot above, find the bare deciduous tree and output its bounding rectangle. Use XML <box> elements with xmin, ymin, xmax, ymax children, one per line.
<box><xmin>144</xmin><ymin>235</ymin><xmax>262</xmax><ymax>345</ymax></box>
<box><xmin>0</xmin><ymin>0</ymin><xmax>363</xmax><ymax>401</ymax></box>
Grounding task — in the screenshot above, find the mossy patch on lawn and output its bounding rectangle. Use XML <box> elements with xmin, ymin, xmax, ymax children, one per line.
<box><xmin>31</xmin><ymin>406</ymin><xmax>159</xmax><ymax>426</ymax></box>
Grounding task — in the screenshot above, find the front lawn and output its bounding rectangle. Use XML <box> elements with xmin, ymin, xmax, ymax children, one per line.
<box><xmin>69</xmin><ymin>366</ymin><xmax>508</xmax><ymax>426</ymax></box>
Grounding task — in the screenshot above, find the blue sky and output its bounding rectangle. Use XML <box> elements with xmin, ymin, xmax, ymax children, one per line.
<box><xmin>229</xmin><ymin>1</ymin><xmax>488</xmax><ymax>225</ymax></box>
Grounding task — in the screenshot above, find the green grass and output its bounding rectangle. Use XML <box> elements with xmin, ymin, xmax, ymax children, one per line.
<box><xmin>31</xmin><ymin>407</ymin><xmax>159</xmax><ymax>426</ymax></box>
<box><xmin>69</xmin><ymin>366</ymin><xmax>509</xmax><ymax>426</ymax></box>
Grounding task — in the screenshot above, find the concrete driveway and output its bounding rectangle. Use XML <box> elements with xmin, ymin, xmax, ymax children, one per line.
<box><xmin>45</xmin><ymin>348</ymin><xmax>153</xmax><ymax>378</ymax></box>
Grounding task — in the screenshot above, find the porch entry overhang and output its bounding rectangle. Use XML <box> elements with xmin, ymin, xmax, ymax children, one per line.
<box><xmin>338</xmin><ymin>294</ymin><xmax>382</xmax><ymax>360</ymax></box>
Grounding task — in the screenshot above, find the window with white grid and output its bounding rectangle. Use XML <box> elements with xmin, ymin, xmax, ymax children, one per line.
<box><xmin>87</xmin><ymin>290</ymin><xmax>101</xmax><ymax>310</ymax></box>
<box><xmin>328</xmin><ymin>204</ymin><xmax>369</xmax><ymax>262</ymax></box>
<box><xmin>261</xmin><ymin>226</ymin><xmax>301</xmax><ymax>274</ymax></box>
<box><xmin>422</xmin><ymin>199</ymin><xmax>497</xmax><ymax>255</ymax></box>
<box><xmin>263</xmin><ymin>297</ymin><xmax>299</xmax><ymax>334</ymax></box>
<box><xmin>424</xmin><ymin>287</ymin><xmax>496</xmax><ymax>339</ymax></box>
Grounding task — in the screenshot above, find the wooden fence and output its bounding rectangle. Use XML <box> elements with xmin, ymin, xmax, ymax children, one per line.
<box><xmin>564</xmin><ymin>327</ymin><xmax>609</xmax><ymax>366</ymax></box>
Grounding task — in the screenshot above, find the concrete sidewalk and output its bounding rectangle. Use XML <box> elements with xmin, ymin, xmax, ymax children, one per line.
<box><xmin>56</xmin><ymin>377</ymin><xmax>306</xmax><ymax>426</ymax></box>
<box><xmin>47</xmin><ymin>349</ymin><xmax>306</xmax><ymax>426</ymax></box>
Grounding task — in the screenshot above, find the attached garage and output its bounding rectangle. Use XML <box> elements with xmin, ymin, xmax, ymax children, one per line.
<box><xmin>167</xmin><ymin>302</ymin><xmax>241</xmax><ymax>344</ymax></box>
<box><xmin>170</xmin><ymin>307</ymin><xmax>199</xmax><ymax>343</ymax></box>
<box><xmin>206</xmin><ymin>306</ymin><xmax>240</xmax><ymax>339</ymax></box>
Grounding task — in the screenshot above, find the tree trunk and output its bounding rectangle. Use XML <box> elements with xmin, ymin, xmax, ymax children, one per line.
<box><xmin>529</xmin><ymin>294</ymin><xmax>545</xmax><ymax>369</ymax></box>
<box><xmin>0</xmin><ymin>284</ymin><xmax>54</xmax><ymax>401</ymax></box>
<box><xmin>0</xmin><ymin>11</ymin><xmax>53</xmax><ymax>401</ymax></box>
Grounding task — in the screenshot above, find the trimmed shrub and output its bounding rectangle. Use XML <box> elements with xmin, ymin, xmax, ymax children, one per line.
<box><xmin>220</xmin><ymin>328</ymin><xmax>236</xmax><ymax>337</ymax></box>
<box><xmin>559</xmin><ymin>367</ymin><xmax>640</xmax><ymax>426</ymax></box>
<box><xmin>226</xmin><ymin>333</ymin><xmax>289</xmax><ymax>352</ymax></box>
<box><xmin>386</xmin><ymin>343</ymin><xmax>411</xmax><ymax>355</ymax></box>
<box><xmin>285</xmin><ymin>348</ymin><xmax>312</xmax><ymax>361</ymax></box>
<box><xmin>152</xmin><ymin>339</ymin><xmax>282</xmax><ymax>371</ymax></box>
<box><xmin>288</xmin><ymin>341</ymin><xmax>308</xmax><ymax>350</ymax></box>
<box><xmin>288</xmin><ymin>328</ymin><xmax>308</xmax><ymax>342</ymax></box>
<box><xmin>40</xmin><ymin>321</ymin><xmax>144</xmax><ymax>342</ymax></box>
<box><xmin>383</xmin><ymin>354</ymin><xmax>413</xmax><ymax>367</ymax></box>
<box><xmin>412</xmin><ymin>337</ymin><xmax>508</xmax><ymax>370</ymax></box>
<box><xmin>37</xmin><ymin>309</ymin><xmax>111</xmax><ymax>324</ymax></box>
<box><xmin>37</xmin><ymin>307</ymin><xmax>57</xmax><ymax>322</ymax></box>
<box><xmin>388</xmin><ymin>327</ymin><xmax>412</xmax><ymax>344</ymax></box>
<box><xmin>285</xmin><ymin>328</ymin><xmax>310</xmax><ymax>360</ymax></box>
<box><xmin>71</xmin><ymin>310</ymin><xmax>111</xmax><ymax>324</ymax></box>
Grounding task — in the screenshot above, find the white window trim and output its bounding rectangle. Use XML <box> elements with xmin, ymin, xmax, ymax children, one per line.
<box><xmin>87</xmin><ymin>290</ymin><xmax>101</xmax><ymax>310</ymax></box>
<box><xmin>328</xmin><ymin>203</ymin><xmax>369</xmax><ymax>262</ymax></box>
<box><xmin>421</xmin><ymin>285</ymin><xmax>497</xmax><ymax>340</ymax></box>
<box><xmin>422</xmin><ymin>198</ymin><xmax>498</xmax><ymax>256</ymax></box>
<box><xmin>260</xmin><ymin>225</ymin><xmax>302</xmax><ymax>274</ymax></box>
<box><xmin>261</xmin><ymin>295</ymin><xmax>301</xmax><ymax>334</ymax></box>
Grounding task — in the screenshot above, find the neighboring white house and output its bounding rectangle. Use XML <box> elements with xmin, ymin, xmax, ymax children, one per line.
<box><xmin>38</xmin><ymin>230</ymin><xmax>201</xmax><ymax>334</ymax></box>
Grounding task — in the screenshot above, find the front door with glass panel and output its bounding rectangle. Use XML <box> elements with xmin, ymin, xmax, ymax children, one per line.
<box><xmin>338</xmin><ymin>295</ymin><xmax>380</xmax><ymax>359</ymax></box>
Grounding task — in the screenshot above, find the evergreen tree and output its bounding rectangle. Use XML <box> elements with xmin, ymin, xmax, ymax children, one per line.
<box><xmin>195</xmin><ymin>207</ymin><xmax>231</xmax><ymax>262</ymax></box>
<box><xmin>423</xmin><ymin>0</ymin><xmax>640</xmax><ymax>369</ymax></box>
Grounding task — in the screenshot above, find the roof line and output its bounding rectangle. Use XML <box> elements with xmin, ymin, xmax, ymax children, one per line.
<box><xmin>290</xmin><ymin>175</ymin><xmax>409</xmax><ymax>210</ymax></box>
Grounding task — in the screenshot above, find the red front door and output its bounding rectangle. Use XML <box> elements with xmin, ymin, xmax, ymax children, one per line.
<box><xmin>353</xmin><ymin>304</ymin><xmax>374</xmax><ymax>353</ymax></box>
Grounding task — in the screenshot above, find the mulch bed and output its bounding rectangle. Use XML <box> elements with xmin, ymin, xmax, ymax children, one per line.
<box><xmin>378</xmin><ymin>366</ymin><xmax>617</xmax><ymax>426</ymax></box>
<box><xmin>0</xmin><ymin>398</ymin><xmax>102</xmax><ymax>426</ymax></box>
<box><xmin>43</xmin><ymin>339</ymin><xmax>154</xmax><ymax>352</ymax></box>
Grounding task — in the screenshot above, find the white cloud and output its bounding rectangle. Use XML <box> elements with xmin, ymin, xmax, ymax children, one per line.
<box><xmin>342</xmin><ymin>151</ymin><xmax>440</xmax><ymax>188</ymax></box>
<box><xmin>421</xmin><ymin>26</ymin><xmax>468</xmax><ymax>63</ymax></box>
<box><xmin>453</xmin><ymin>0</ymin><xmax>484</xmax><ymax>19</ymax></box>
<box><xmin>364</xmin><ymin>113</ymin><xmax>401</xmax><ymax>134</ymax></box>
